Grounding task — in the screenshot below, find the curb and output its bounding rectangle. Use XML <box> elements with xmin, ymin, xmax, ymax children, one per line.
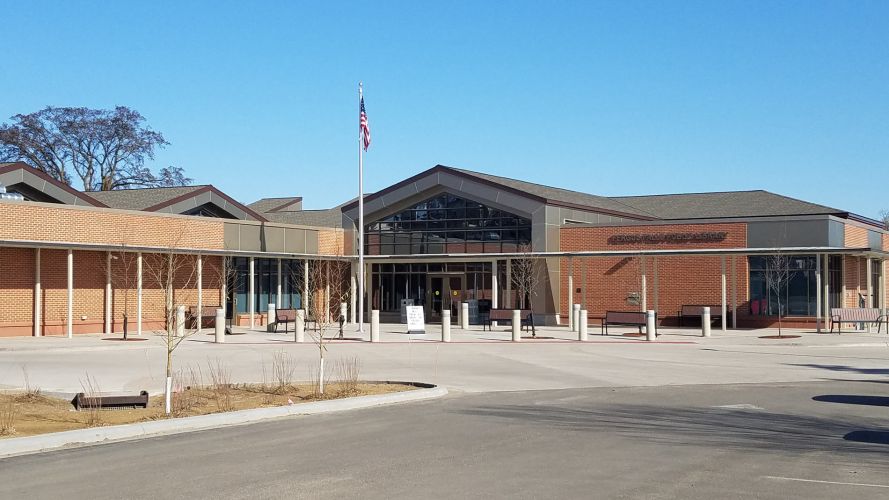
<box><xmin>0</xmin><ymin>382</ymin><xmax>447</xmax><ymax>459</ymax></box>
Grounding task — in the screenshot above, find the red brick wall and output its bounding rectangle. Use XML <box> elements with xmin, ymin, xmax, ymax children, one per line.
<box><xmin>559</xmin><ymin>223</ymin><xmax>748</xmax><ymax>325</ymax></box>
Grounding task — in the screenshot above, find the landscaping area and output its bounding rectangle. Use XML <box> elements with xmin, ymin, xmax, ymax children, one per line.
<box><xmin>1</xmin><ymin>356</ymin><xmax>414</xmax><ymax>439</ymax></box>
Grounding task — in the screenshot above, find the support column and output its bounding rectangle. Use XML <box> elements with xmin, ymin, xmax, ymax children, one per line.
<box><xmin>653</xmin><ymin>257</ymin><xmax>659</xmax><ymax>315</ymax></box>
<box><xmin>881</xmin><ymin>259</ymin><xmax>887</xmax><ymax>309</ymax></box>
<box><xmin>866</xmin><ymin>257</ymin><xmax>873</xmax><ymax>307</ymax></box>
<box><xmin>303</xmin><ymin>259</ymin><xmax>309</xmax><ymax>312</ymax></box>
<box><xmin>248</xmin><ymin>257</ymin><xmax>255</xmax><ymax>330</ymax></box>
<box><xmin>506</xmin><ymin>258</ymin><xmax>512</xmax><ymax>309</ymax></box>
<box><xmin>720</xmin><ymin>255</ymin><xmax>727</xmax><ymax>332</ymax></box>
<box><xmin>197</xmin><ymin>254</ymin><xmax>203</xmax><ymax>333</ymax></box>
<box><xmin>105</xmin><ymin>251</ymin><xmax>112</xmax><ymax>334</ymax></box>
<box><xmin>137</xmin><ymin>252</ymin><xmax>143</xmax><ymax>336</ymax></box>
<box><xmin>276</xmin><ymin>258</ymin><xmax>282</xmax><ymax>308</ymax></box>
<box><xmin>567</xmin><ymin>257</ymin><xmax>573</xmax><ymax>329</ymax></box>
<box><xmin>640</xmin><ymin>256</ymin><xmax>647</xmax><ymax>312</ymax></box>
<box><xmin>731</xmin><ymin>256</ymin><xmax>738</xmax><ymax>329</ymax></box>
<box><xmin>67</xmin><ymin>249</ymin><xmax>73</xmax><ymax>338</ymax></box>
<box><xmin>815</xmin><ymin>252</ymin><xmax>822</xmax><ymax>332</ymax></box>
<box><xmin>491</xmin><ymin>260</ymin><xmax>499</xmax><ymax>327</ymax></box>
<box><xmin>33</xmin><ymin>248</ymin><xmax>41</xmax><ymax>337</ymax></box>
<box><xmin>823</xmin><ymin>254</ymin><xmax>830</xmax><ymax>327</ymax></box>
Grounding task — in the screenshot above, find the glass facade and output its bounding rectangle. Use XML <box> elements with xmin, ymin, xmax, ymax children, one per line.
<box><xmin>364</xmin><ymin>193</ymin><xmax>532</xmax><ymax>255</ymax></box>
<box><xmin>748</xmin><ymin>254</ymin><xmax>842</xmax><ymax>317</ymax></box>
<box><xmin>230</xmin><ymin>257</ymin><xmax>303</xmax><ymax>315</ymax></box>
<box><xmin>370</xmin><ymin>262</ymin><xmax>495</xmax><ymax>313</ymax></box>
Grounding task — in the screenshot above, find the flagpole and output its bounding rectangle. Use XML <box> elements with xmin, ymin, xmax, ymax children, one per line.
<box><xmin>357</xmin><ymin>82</ymin><xmax>365</xmax><ymax>334</ymax></box>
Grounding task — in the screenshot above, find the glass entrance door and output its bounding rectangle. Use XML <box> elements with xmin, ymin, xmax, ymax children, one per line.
<box><xmin>426</xmin><ymin>274</ymin><xmax>465</xmax><ymax>323</ymax></box>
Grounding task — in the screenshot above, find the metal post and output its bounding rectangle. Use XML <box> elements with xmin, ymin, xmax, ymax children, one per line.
<box><xmin>67</xmin><ymin>249</ymin><xmax>73</xmax><ymax>338</ymax></box>
<box><xmin>720</xmin><ymin>256</ymin><xmax>727</xmax><ymax>332</ymax></box>
<box><xmin>653</xmin><ymin>256</ymin><xmax>659</xmax><ymax>316</ymax></box>
<box><xmin>442</xmin><ymin>309</ymin><xmax>451</xmax><ymax>342</ymax></box>
<box><xmin>33</xmin><ymin>248</ymin><xmax>41</xmax><ymax>337</ymax></box>
<box><xmin>248</xmin><ymin>257</ymin><xmax>255</xmax><ymax>330</ymax></box>
<box><xmin>350</xmin><ymin>270</ymin><xmax>357</xmax><ymax>325</ymax></box>
<box><xmin>491</xmin><ymin>260</ymin><xmax>499</xmax><ymax>328</ymax></box>
<box><xmin>105</xmin><ymin>251</ymin><xmax>112</xmax><ymax>334</ymax></box>
<box><xmin>506</xmin><ymin>258</ymin><xmax>512</xmax><ymax>308</ymax></box>
<box><xmin>276</xmin><ymin>258</ymin><xmax>282</xmax><ymax>308</ymax></box>
<box><xmin>823</xmin><ymin>254</ymin><xmax>830</xmax><ymax>328</ymax></box>
<box><xmin>303</xmin><ymin>259</ymin><xmax>309</xmax><ymax>312</ymax></box>
<box><xmin>866</xmin><ymin>257</ymin><xmax>873</xmax><ymax>332</ymax></box>
<box><xmin>137</xmin><ymin>252</ymin><xmax>142</xmax><ymax>336</ymax></box>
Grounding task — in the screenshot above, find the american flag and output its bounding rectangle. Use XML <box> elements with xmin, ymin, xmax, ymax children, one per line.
<box><xmin>359</xmin><ymin>96</ymin><xmax>371</xmax><ymax>151</ymax></box>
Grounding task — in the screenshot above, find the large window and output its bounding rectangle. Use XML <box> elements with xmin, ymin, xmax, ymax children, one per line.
<box><xmin>749</xmin><ymin>255</ymin><xmax>821</xmax><ymax>316</ymax></box>
<box><xmin>365</xmin><ymin>193</ymin><xmax>531</xmax><ymax>255</ymax></box>
<box><xmin>231</xmin><ymin>258</ymin><xmax>303</xmax><ymax>315</ymax></box>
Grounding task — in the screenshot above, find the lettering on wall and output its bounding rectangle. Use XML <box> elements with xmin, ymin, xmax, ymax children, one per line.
<box><xmin>607</xmin><ymin>232</ymin><xmax>729</xmax><ymax>245</ymax></box>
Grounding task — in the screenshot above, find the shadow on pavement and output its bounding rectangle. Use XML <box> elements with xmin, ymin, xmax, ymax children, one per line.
<box><xmin>844</xmin><ymin>430</ymin><xmax>889</xmax><ymax>445</ymax></box>
<box><xmin>789</xmin><ymin>363</ymin><xmax>889</xmax><ymax>375</ymax></box>
<box><xmin>455</xmin><ymin>402</ymin><xmax>889</xmax><ymax>459</ymax></box>
<box><xmin>813</xmin><ymin>395</ymin><xmax>889</xmax><ymax>407</ymax></box>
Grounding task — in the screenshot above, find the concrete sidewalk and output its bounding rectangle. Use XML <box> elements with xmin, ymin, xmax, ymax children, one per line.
<box><xmin>1</xmin><ymin>323</ymin><xmax>888</xmax><ymax>395</ymax></box>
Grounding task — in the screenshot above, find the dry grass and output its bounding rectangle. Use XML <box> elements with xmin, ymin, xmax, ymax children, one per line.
<box><xmin>207</xmin><ymin>359</ymin><xmax>233</xmax><ymax>412</ymax></box>
<box><xmin>0</xmin><ymin>382</ymin><xmax>413</xmax><ymax>439</ymax></box>
<box><xmin>0</xmin><ymin>400</ymin><xmax>16</xmax><ymax>436</ymax></box>
<box><xmin>334</xmin><ymin>357</ymin><xmax>361</xmax><ymax>397</ymax></box>
<box><xmin>80</xmin><ymin>373</ymin><xmax>103</xmax><ymax>428</ymax></box>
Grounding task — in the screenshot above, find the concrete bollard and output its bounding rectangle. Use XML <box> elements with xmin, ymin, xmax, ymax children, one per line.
<box><xmin>214</xmin><ymin>308</ymin><xmax>225</xmax><ymax>343</ymax></box>
<box><xmin>512</xmin><ymin>310</ymin><xmax>521</xmax><ymax>342</ymax></box>
<box><xmin>295</xmin><ymin>309</ymin><xmax>305</xmax><ymax>343</ymax></box>
<box><xmin>702</xmin><ymin>307</ymin><xmax>711</xmax><ymax>338</ymax></box>
<box><xmin>645</xmin><ymin>310</ymin><xmax>657</xmax><ymax>340</ymax></box>
<box><xmin>371</xmin><ymin>310</ymin><xmax>380</xmax><ymax>343</ymax></box>
<box><xmin>176</xmin><ymin>305</ymin><xmax>185</xmax><ymax>337</ymax></box>
<box><xmin>646</xmin><ymin>310</ymin><xmax>656</xmax><ymax>341</ymax></box>
<box><xmin>579</xmin><ymin>309</ymin><xmax>588</xmax><ymax>341</ymax></box>
<box><xmin>442</xmin><ymin>310</ymin><xmax>451</xmax><ymax>342</ymax></box>
<box><xmin>340</xmin><ymin>302</ymin><xmax>348</xmax><ymax>324</ymax></box>
<box><xmin>267</xmin><ymin>303</ymin><xmax>276</xmax><ymax>333</ymax></box>
<box><xmin>572</xmin><ymin>304</ymin><xmax>581</xmax><ymax>332</ymax></box>
<box><xmin>461</xmin><ymin>302</ymin><xmax>470</xmax><ymax>329</ymax></box>
<box><xmin>569</xmin><ymin>303</ymin><xmax>575</xmax><ymax>331</ymax></box>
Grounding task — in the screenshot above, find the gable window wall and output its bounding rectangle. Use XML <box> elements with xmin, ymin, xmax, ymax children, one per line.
<box><xmin>364</xmin><ymin>193</ymin><xmax>532</xmax><ymax>255</ymax></box>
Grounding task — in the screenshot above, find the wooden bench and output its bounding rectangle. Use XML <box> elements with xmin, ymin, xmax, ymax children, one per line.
<box><xmin>187</xmin><ymin>305</ymin><xmax>221</xmax><ymax>329</ymax></box>
<box><xmin>483</xmin><ymin>309</ymin><xmax>535</xmax><ymax>336</ymax></box>
<box><xmin>602</xmin><ymin>310</ymin><xmax>657</xmax><ymax>336</ymax></box>
<box><xmin>830</xmin><ymin>308</ymin><xmax>887</xmax><ymax>334</ymax></box>
<box><xmin>678</xmin><ymin>305</ymin><xmax>722</xmax><ymax>328</ymax></box>
<box><xmin>274</xmin><ymin>308</ymin><xmax>299</xmax><ymax>334</ymax></box>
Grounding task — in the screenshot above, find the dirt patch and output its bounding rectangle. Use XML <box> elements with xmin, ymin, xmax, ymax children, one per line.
<box><xmin>0</xmin><ymin>382</ymin><xmax>414</xmax><ymax>439</ymax></box>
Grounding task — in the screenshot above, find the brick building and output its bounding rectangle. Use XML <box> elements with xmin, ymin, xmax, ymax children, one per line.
<box><xmin>0</xmin><ymin>161</ymin><xmax>886</xmax><ymax>336</ymax></box>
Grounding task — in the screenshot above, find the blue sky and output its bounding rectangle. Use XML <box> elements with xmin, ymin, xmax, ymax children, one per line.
<box><xmin>2</xmin><ymin>1</ymin><xmax>887</xmax><ymax>218</ymax></box>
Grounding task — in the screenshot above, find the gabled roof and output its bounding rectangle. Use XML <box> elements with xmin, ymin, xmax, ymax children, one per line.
<box><xmin>263</xmin><ymin>208</ymin><xmax>343</xmax><ymax>228</ymax></box>
<box><xmin>85</xmin><ymin>185</ymin><xmax>267</xmax><ymax>221</ymax></box>
<box><xmin>86</xmin><ymin>186</ymin><xmax>205</xmax><ymax>211</ymax></box>
<box><xmin>248</xmin><ymin>196</ymin><xmax>303</xmax><ymax>213</ymax></box>
<box><xmin>611</xmin><ymin>190</ymin><xmax>846</xmax><ymax>220</ymax></box>
<box><xmin>0</xmin><ymin>162</ymin><xmax>106</xmax><ymax>207</ymax></box>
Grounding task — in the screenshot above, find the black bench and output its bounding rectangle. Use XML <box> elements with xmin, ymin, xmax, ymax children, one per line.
<box><xmin>678</xmin><ymin>305</ymin><xmax>722</xmax><ymax>328</ymax></box>
<box><xmin>602</xmin><ymin>310</ymin><xmax>657</xmax><ymax>336</ymax></box>
<box><xmin>72</xmin><ymin>391</ymin><xmax>149</xmax><ymax>410</ymax></box>
<box><xmin>483</xmin><ymin>309</ymin><xmax>536</xmax><ymax>336</ymax></box>
<box><xmin>274</xmin><ymin>308</ymin><xmax>299</xmax><ymax>334</ymax></box>
<box><xmin>187</xmin><ymin>305</ymin><xmax>221</xmax><ymax>329</ymax></box>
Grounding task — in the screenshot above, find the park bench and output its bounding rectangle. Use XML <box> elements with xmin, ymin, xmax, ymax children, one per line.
<box><xmin>483</xmin><ymin>309</ymin><xmax>536</xmax><ymax>336</ymax></box>
<box><xmin>72</xmin><ymin>391</ymin><xmax>149</xmax><ymax>410</ymax></box>
<box><xmin>601</xmin><ymin>310</ymin><xmax>657</xmax><ymax>336</ymax></box>
<box><xmin>274</xmin><ymin>308</ymin><xmax>298</xmax><ymax>334</ymax></box>
<box><xmin>830</xmin><ymin>308</ymin><xmax>887</xmax><ymax>334</ymax></box>
<box><xmin>678</xmin><ymin>305</ymin><xmax>722</xmax><ymax>328</ymax></box>
<box><xmin>187</xmin><ymin>305</ymin><xmax>221</xmax><ymax>329</ymax></box>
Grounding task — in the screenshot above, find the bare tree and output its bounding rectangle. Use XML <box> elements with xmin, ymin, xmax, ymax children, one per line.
<box><xmin>764</xmin><ymin>254</ymin><xmax>797</xmax><ymax>338</ymax></box>
<box><xmin>209</xmin><ymin>256</ymin><xmax>242</xmax><ymax>333</ymax></box>
<box><xmin>880</xmin><ymin>210</ymin><xmax>889</xmax><ymax>231</ymax></box>
<box><xmin>110</xmin><ymin>246</ymin><xmax>140</xmax><ymax>339</ymax></box>
<box><xmin>510</xmin><ymin>244</ymin><xmax>540</xmax><ymax>311</ymax></box>
<box><xmin>0</xmin><ymin>106</ymin><xmax>190</xmax><ymax>190</ymax></box>
<box><xmin>305</xmin><ymin>258</ymin><xmax>350</xmax><ymax>395</ymax></box>
<box><xmin>141</xmin><ymin>246</ymin><xmax>199</xmax><ymax>414</ymax></box>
